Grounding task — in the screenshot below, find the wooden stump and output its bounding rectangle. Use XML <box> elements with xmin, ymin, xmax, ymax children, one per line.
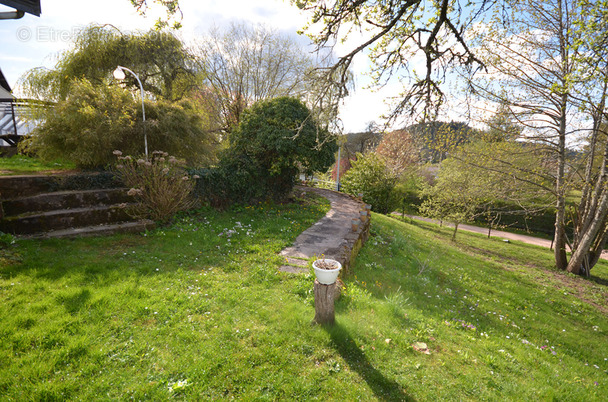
<box><xmin>313</xmin><ymin>279</ymin><xmax>336</xmax><ymax>325</ymax></box>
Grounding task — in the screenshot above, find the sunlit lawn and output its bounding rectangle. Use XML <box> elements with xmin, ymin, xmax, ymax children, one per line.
<box><xmin>1</xmin><ymin>198</ymin><xmax>607</xmax><ymax>400</ymax></box>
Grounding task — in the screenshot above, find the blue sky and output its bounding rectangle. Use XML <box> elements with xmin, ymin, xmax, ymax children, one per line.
<box><xmin>0</xmin><ymin>0</ymin><xmax>398</xmax><ymax>133</ymax></box>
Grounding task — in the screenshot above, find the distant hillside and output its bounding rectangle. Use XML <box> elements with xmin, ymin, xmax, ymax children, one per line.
<box><xmin>407</xmin><ymin>121</ymin><xmax>480</xmax><ymax>163</ymax></box>
<box><xmin>342</xmin><ymin>131</ymin><xmax>383</xmax><ymax>158</ymax></box>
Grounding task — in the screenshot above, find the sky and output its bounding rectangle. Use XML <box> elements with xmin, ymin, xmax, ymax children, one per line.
<box><xmin>0</xmin><ymin>0</ymin><xmax>400</xmax><ymax>133</ymax></box>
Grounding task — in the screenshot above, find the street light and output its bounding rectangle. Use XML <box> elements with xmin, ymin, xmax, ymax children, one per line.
<box><xmin>113</xmin><ymin>65</ymin><xmax>148</xmax><ymax>159</ymax></box>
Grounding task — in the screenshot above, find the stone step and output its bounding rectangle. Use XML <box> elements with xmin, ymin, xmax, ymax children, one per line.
<box><xmin>20</xmin><ymin>220</ymin><xmax>156</xmax><ymax>239</ymax></box>
<box><xmin>0</xmin><ymin>205</ymin><xmax>134</xmax><ymax>235</ymax></box>
<box><xmin>0</xmin><ymin>172</ymin><xmax>121</xmax><ymax>200</ymax></box>
<box><xmin>1</xmin><ymin>188</ymin><xmax>131</xmax><ymax>217</ymax></box>
<box><xmin>278</xmin><ymin>265</ymin><xmax>309</xmax><ymax>274</ymax></box>
<box><xmin>284</xmin><ymin>257</ymin><xmax>309</xmax><ymax>267</ymax></box>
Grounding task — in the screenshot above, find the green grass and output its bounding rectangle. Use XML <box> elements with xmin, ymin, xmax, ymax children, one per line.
<box><xmin>0</xmin><ymin>155</ymin><xmax>76</xmax><ymax>175</ymax></box>
<box><xmin>1</xmin><ymin>196</ymin><xmax>607</xmax><ymax>400</ymax></box>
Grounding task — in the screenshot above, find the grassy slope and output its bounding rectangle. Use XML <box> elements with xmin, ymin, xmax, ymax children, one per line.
<box><xmin>1</xmin><ymin>202</ymin><xmax>607</xmax><ymax>400</ymax></box>
<box><xmin>348</xmin><ymin>215</ymin><xmax>608</xmax><ymax>400</ymax></box>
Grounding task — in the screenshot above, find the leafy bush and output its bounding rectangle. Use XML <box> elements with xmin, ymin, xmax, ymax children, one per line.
<box><xmin>0</xmin><ymin>232</ymin><xmax>16</xmax><ymax>247</ymax></box>
<box><xmin>341</xmin><ymin>153</ymin><xmax>399</xmax><ymax>214</ymax></box>
<box><xmin>191</xmin><ymin>154</ymin><xmax>266</xmax><ymax>209</ymax></box>
<box><xmin>24</xmin><ymin>79</ymin><xmax>217</xmax><ymax>169</ymax></box>
<box><xmin>114</xmin><ymin>151</ymin><xmax>197</xmax><ymax>222</ymax></box>
<box><xmin>197</xmin><ymin>97</ymin><xmax>337</xmax><ymax>206</ymax></box>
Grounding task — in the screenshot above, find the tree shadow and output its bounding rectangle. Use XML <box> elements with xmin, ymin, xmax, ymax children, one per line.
<box><xmin>589</xmin><ymin>274</ymin><xmax>608</xmax><ymax>288</ymax></box>
<box><xmin>325</xmin><ymin>323</ymin><xmax>415</xmax><ymax>401</ymax></box>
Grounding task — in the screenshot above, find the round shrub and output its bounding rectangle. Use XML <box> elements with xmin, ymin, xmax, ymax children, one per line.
<box><xmin>341</xmin><ymin>152</ymin><xmax>399</xmax><ymax>214</ymax></box>
<box><xmin>199</xmin><ymin>97</ymin><xmax>337</xmax><ymax>206</ymax></box>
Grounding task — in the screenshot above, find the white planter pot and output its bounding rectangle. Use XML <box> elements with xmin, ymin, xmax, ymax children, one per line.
<box><xmin>313</xmin><ymin>259</ymin><xmax>342</xmax><ymax>285</ymax></box>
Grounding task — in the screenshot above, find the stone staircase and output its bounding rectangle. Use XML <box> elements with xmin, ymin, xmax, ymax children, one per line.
<box><xmin>0</xmin><ymin>173</ymin><xmax>155</xmax><ymax>239</ymax></box>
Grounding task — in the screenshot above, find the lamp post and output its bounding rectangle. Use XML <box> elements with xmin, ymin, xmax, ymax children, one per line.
<box><xmin>336</xmin><ymin>144</ymin><xmax>341</xmax><ymax>191</ymax></box>
<box><xmin>113</xmin><ymin>65</ymin><xmax>148</xmax><ymax>159</ymax></box>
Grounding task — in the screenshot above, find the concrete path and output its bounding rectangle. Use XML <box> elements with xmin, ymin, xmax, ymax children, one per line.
<box><xmin>279</xmin><ymin>186</ymin><xmax>366</xmax><ymax>273</ymax></box>
<box><xmin>398</xmin><ymin>214</ymin><xmax>608</xmax><ymax>260</ymax></box>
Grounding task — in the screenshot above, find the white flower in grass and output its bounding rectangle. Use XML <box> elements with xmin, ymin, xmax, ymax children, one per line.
<box><xmin>168</xmin><ymin>379</ymin><xmax>190</xmax><ymax>393</ymax></box>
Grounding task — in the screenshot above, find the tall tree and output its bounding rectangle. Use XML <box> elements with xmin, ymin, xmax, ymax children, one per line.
<box><xmin>463</xmin><ymin>0</ymin><xmax>575</xmax><ymax>270</ymax></box>
<box><xmin>463</xmin><ymin>0</ymin><xmax>608</xmax><ymax>275</ymax></box>
<box><xmin>21</xmin><ymin>25</ymin><xmax>200</xmax><ymax>102</ymax></box>
<box><xmin>562</xmin><ymin>1</ymin><xmax>608</xmax><ymax>274</ymax></box>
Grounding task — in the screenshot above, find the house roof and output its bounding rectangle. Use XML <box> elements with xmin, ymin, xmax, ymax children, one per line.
<box><xmin>0</xmin><ymin>0</ymin><xmax>41</xmax><ymax>16</ymax></box>
<box><xmin>0</xmin><ymin>67</ymin><xmax>11</xmax><ymax>93</ymax></box>
<box><xmin>0</xmin><ymin>68</ymin><xmax>13</xmax><ymax>101</ymax></box>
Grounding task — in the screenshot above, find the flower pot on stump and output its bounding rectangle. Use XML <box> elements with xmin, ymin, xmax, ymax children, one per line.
<box><xmin>312</xmin><ymin>259</ymin><xmax>341</xmax><ymax>325</ymax></box>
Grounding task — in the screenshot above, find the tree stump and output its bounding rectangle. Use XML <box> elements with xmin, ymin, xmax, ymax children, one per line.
<box><xmin>313</xmin><ymin>279</ymin><xmax>336</xmax><ymax>325</ymax></box>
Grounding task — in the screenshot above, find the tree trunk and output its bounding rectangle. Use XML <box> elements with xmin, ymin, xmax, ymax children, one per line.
<box><xmin>452</xmin><ymin>222</ymin><xmax>459</xmax><ymax>241</ymax></box>
<box><xmin>553</xmin><ymin>0</ymin><xmax>570</xmax><ymax>272</ymax></box>
<box><xmin>567</xmin><ymin>186</ymin><xmax>608</xmax><ymax>274</ymax></box>
<box><xmin>569</xmin><ymin>81</ymin><xmax>608</xmax><ymax>274</ymax></box>
<box><xmin>587</xmin><ymin>228</ymin><xmax>608</xmax><ymax>273</ymax></box>
<box><xmin>553</xmin><ymin>114</ymin><xmax>568</xmax><ymax>271</ymax></box>
<box><xmin>313</xmin><ymin>280</ymin><xmax>336</xmax><ymax>325</ymax></box>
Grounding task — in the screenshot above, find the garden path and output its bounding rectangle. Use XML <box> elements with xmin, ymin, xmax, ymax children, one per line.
<box><xmin>279</xmin><ymin>186</ymin><xmax>366</xmax><ymax>273</ymax></box>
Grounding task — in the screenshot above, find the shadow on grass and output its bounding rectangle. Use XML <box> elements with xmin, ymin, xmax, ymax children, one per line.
<box><xmin>326</xmin><ymin>323</ymin><xmax>415</xmax><ymax>401</ymax></box>
<box><xmin>589</xmin><ymin>275</ymin><xmax>608</xmax><ymax>288</ymax></box>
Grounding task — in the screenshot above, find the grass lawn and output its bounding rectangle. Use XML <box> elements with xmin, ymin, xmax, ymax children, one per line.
<box><xmin>1</xmin><ymin>196</ymin><xmax>607</xmax><ymax>400</ymax></box>
<box><xmin>0</xmin><ymin>155</ymin><xmax>76</xmax><ymax>175</ymax></box>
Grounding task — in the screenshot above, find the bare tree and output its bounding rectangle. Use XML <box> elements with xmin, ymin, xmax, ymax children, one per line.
<box><xmin>462</xmin><ymin>0</ymin><xmax>608</xmax><ymax>275</ymax></box>
<box><xmin>294</xmin><ymin>0</ymin><xmax>492</xmax><ymax>123</ymax></box>
<box><xmin>194</xmin><ymin>22</ymin><xmax>316</xmax><ymax>133</ymax></box>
